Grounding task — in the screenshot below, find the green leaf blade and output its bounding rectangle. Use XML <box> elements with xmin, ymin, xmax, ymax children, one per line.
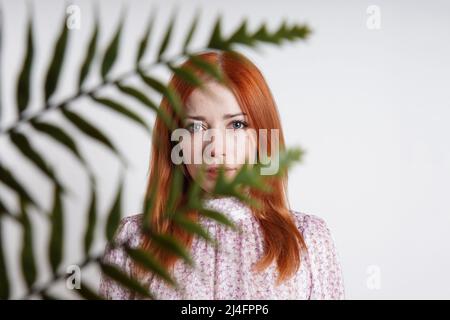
<box><xmin>100</xmin><ymin>263</ymin><xmax>154</xmax><ymax>299</ymax></box>
<box><xmin>139</xmin><ymin>72</ymin><xmax>185</xmax><ymax>118</ymax></box>
<box><xmin>136</xmin><ymin>8</ymin><xmax>156</xmax><ymax>65</ymax></box>
<box><xmin>156</xmin><ymin>9</ymin><xmax>177</xmax><ymax>61</ymax></box>
<box><xmin>48</xmin><ymin>185</ymin><xmax>64</xmax><ymax>274</ymax></box>
<box><xmin>61</xmin><ymin>108</ymin><xmax>127</xmax><ymax>165</ymax></box>
<box><xmin>172</xmin><ymin>214</ymin><xmax>215</xmax><ymax>244</ymax></box>
<box><xmin>182</xmin><ymin>9</ymin><xmax>200</xmax><ymax>53</ymax></box>
<box><xmin>44</xmin><ymin>15</ymin><xmax>69</xmax><ymax>104</ymax></box>
<box><xmin>0</xmin><ymin>219</ymin><xmax>10</xmax><ymax>299</ymax></box>
<box><xmin>188</xmin><ymin>54</ymin><xmax>223</xmax><ymax>83</ymax></box>
<box><xmin>76</xmin><ymin>281</ymin><xmax>102</xmax><ymax>300</ymax></box>
<box><xmin>90</xmin><ymin>96</ymin><xmax>151</xmax><ymax>132</ymax></box>
<box><xmin>168</xmin><ymin>63</ymin><xmax>203</xmax><ymax>87</ymax></box>
<box><xmin>116</xmin><ymin>83</ymin><xmax>174</xmax><ymax>130</ymax></box>
<box><xmin>101</xmin><ymin>18</ymin><xmax>123</xmax><ymax>80</ymax></box>
<box><xmin>105</xmin><ymin>179</ymin><xmax>123</xmax><ymax>241</ymax></box>
<box><xmin>19</xmin><ymin>199</ymin><xmax>37</xmax><ymax>289</ymax></box>
<box><xmin>125</xmin><ymin>247</ymin><xmax>177</xmax><ymax>287</ymax></box>
<box><xmin>0</xmin><ymin>164</ymin><xmax>39</xmax><ymax>209</ymax></box>
<box><xmin>207</xmin><ymin>15</ymin><xmax>226</xmax><ymax>50</ymax></box>
<box><xmin>30</xmin><ymin>119</ymin><xmax>89</xmax><ymax>169</ymax></box>
<box><xmin>150</xmin><ymin>232</ymin><xmax>193</xmax><ymax>267</ymax></box>
<box><xmin>78</xmin><ymin>21</ymin><xmax>98</xmax><ymax>88</ymax></box>
<box><xmin>9</xmin><ymin>131</ymin><xmax>65</xmax><ymax>191</ymax></box>
<box><xmin>83</xmin><ymin>188</ymin><xmax>97</xmax><ymax>255</ymax></box>
<box><xmin>16</xmin><ymin>19</ymin><xmax>34</xmax><ymax>117</ymax></box>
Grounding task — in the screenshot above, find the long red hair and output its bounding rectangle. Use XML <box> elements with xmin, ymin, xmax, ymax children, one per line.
<box><xmin>138</xmin><ymin>50</ymin><xmax>307</xmax><ymax>286</ymax></box>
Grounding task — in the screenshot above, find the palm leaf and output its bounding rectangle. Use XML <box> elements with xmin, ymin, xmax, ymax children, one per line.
<box><xmin>101</xmin><ymin>16</ymin><xmax>123</xmax><ymax>80</ymax></box>
<box><xmin>78</xmin><ymin>20</ymin><xmax>98</xmax><ymax>88</ymax></box>
<box><xmin>136</xmin><ymin>6</ymin><xmax>157</xmax><ymax>65</ymax></box>
<box><xmin>61</xmin><ymin>108</ymin><xmax>128</xmax><ymax>166</ymax></box>
<box><xmin>139</xmin><ymin>72</ymin><xmax>185</xmax><ymax>118</ymax></box>
<box><xmin>188</xmin><ymin>54</ymin><xmax>223</xmax><ymax>82</ymax></box>
<box><xmin>0</xmin><ymin>199</ymin><xmax>19</xmax><ymax>222</ymax></box>
<box><xmin>207</xmin><ymin>15</ymin><xmax>224</xmax><ymax>49</ymax></box>
<box><xmin>90</xmin><ymin>95</ymin><xmax>151</xmax><ymax>132</ymax></box>
<box><xmin>156</xmin><ymin>8</ymin><xmax>176</xmax><ymax>61</ymax></box>
<box><xmin>19</xmin><ymin>199</ymin><xmax>37</xmax><ymax>289</ymax></box>
<box><xmin>75</xmin><ymin>281</ymin><xmax>102</xmax><ymax>300</ymax></box>
<box><xmin>224</xmin><ymin>163</ymin><xmax>269</xmax><ymax>194</ymax></box>
<box><xmin>125</xmin><ymin>247</ymin><xmax>177</xmax><ymax>287</ymax></box>
<box><xmin>167</xmin><ymin>63</ymin><xmax>203</xmax><ymax>87</ymax></box>
<box><xmin>0</xmin><ymin>197</ymin><xmax>9</xmax><ymax>216</ymax></box>
<box><xmin>48</xmin><ymin>185</ymin><xmax>64</xmax><ymax>274</ymax></box>
<box><xmin>149</xmin><ymin>232</ymin><xmax>193</xmax><ymax>267</ymax></box>
<box><xmin>0</xmin><ymin>219</ymin><xmax>10</xmax><ymax>299</ymax></box>
<box><xmin>9</xmin><ymin>130</ymin><xmax>66</xmax><ymax>192</ymax></box>
<box><xmin>228</xmin><ymin>20</ymin><xmax>253</xmax><ymax>46</ymax></box>
<box><xmin>99</xmin><ymin>263</ymin><xmax>154</xmax><ymax>299</ymax></box>
<box><xmin>196</xmin><ymin>207</ymin><xmax>236</xmax><ymax>229</ymax></box>
<box><xmin>40</xmin><ymin>290</ymin><xmax>59</xmax><ymax>300</ymax></box>
<box><xmin>16</xmin><ymin>18</ymin><xmax>34</xmax><ymax>117</ymax></box>
<box><xmin>83</xmin><ymin>187</ymin><xmax>97</xmax><ymax>256</ymax></box>
<box><xmin>165</xmin><ymin>165</ymin><xmax>183</xmax><ymax>217</ymax></box>
<box><xmin>0</xmin><ymin>163</ymin><xmax>40</xmax><ymax>210</ymax></box>
<box><xmin>182</xmin><ymin>8</ymin><xmax>200</xmax><ymax>54</ymax></box>
<box><xmin>172</xmin><ymin>213</ymin><xmax>216</xmax><ymax>245</ymax></box>
<box><xmin>0</xmin><ymin>7</ymin><xmax>312</xmax><ymax>300</ymax></box>
<box><xmin>116</xmin><ymin>83</ymin><xmax>174</xmax><ymax>130</ymax></box>
<box><xmin>30</xmin><ymin>119</ymin><xmax>90</xmax><ymax>172</ymax></box>
<box><xmin>105</xmin><ymin>176</ymin><xmax>123</xmax><ymax>241</ymax></box>
<box><xmin>252</xmin><ymin>24</ymin><xmax>272</xmax><ymax>42</ymax></box>
<box><xmin>184</xmin><ymin>166</ymin><xmax>236</xmax><ymax>228</ymax></box>
<box><xmin>44</xmin><ymin>14</ymin><xmax>69</xmax><ymax>104</ymax></box>
<box><xmin>142</xmin><ymin>162</ymin><xmax>159</xmax><ymax>232</ymax></box>
<box><xmin>207</xmin><ymin>16</ymin><xmax>312</xmax><ymax>51</ymax></box>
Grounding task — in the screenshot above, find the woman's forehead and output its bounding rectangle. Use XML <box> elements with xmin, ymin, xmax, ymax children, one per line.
<box><xmin>186</xmin><ymin>81</ymin><xmax>242</xmax><ymax>115</ymax></box>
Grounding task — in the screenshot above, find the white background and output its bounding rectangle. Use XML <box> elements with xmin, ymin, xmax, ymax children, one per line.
<box><xmin>0</xmin><ymin>0</ymin><xmax>449</xmax><ymax>299</ymax></box>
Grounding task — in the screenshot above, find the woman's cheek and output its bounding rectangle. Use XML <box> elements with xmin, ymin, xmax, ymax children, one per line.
<box><xmin>246</xmin><ymin>132</ymin><xmax>258</xmax><ymax>164</ymax></box>
<box><xmin>233</xmin><ymin>131</ymin><xmax>256</xmax><ymax>164</ymax></box>
<box><xmin>180</xmin><ymin>136</ymin><xmax>203</xmax><ymax>165</ymax></box>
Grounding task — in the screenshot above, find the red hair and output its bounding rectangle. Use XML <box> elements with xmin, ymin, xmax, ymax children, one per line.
<box><xmin>137</xmin><ymin>50</ymin><xmax>307</xmax><ymax>286</ymax></box>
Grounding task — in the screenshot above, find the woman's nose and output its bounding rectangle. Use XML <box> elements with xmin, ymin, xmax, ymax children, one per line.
<box><xmin>204</xmin><ymin>129</ymin><xmax>226</xmax><ymax>162</ymax></box>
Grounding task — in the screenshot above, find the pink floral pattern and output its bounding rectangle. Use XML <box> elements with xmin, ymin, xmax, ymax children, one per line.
<box><xmin>98</xmin><ymin>196</ymin><xmax>345</xmax><ymax>300</ymax></box>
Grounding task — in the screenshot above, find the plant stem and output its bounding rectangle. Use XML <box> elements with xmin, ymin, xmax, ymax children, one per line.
<box><xmin>0</xmin><ymin>53</ymin><xmax>186</xmax><ymax>135</ymax></box>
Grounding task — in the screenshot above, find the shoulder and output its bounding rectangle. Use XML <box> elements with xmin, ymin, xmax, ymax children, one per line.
<box><xmin>110</xmin><ymin>213</ymin><xmax>144</xmax><ymax>248</ymax></box>
<box><xmin>99</xmin><ymin>213</ymin><xmax>144</xmax><ymax>299</ymax></box>
<box><xmin>100</xmin><ymin>213</ymin><xmax>144</xmax><ymax>267</ymax></box>
<box><xmin>290</xmin><ymin>210</ymin><xmax>332</xmax><ymax>238</ymax></box>
<box><xmin>290</xmin><ymin>210</ymin><xmax>345</xmax><ymax>299</ymax></box>
<box><xmin>289</xmin><ymin>209</ymin><xmax>340</xmax><ymax>260</ymax></box>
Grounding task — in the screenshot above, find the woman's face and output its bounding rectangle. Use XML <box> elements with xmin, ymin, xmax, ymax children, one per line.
<box><xmin>180</xmin><ymin>81</ymin><xmax>257</xmax><ymax>193</ymax></box>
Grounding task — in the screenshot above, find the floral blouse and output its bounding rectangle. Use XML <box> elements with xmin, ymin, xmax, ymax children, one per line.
<box><xmin>98</xmin><ymin>195</ymin><xmax>345</xmax><ymax>300</ymax></box>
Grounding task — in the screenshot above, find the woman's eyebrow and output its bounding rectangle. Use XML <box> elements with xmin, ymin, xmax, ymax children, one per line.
<box><xmin>224</xmin><ymin>112</ymin><xmax>247</xmax><ymax>119</ymax></box>
<box><xmin>185</xmin><ymin>115</ymin><xmax>206</xmax><ymax>120</ymax></box>
<box><xmin>185</xmin><ymin>113</ymin><xmax>247</xmax><ymax>120</ymax></box>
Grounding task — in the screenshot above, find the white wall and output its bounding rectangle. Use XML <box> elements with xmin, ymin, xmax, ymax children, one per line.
<box><xmin>0</xmin><ymin>0</ymin><xmax>449</xmax><ymax>299</ymax></box>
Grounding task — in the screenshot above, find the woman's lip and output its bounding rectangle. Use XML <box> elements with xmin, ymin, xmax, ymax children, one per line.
<box><xmin>206</xmin><ymin>168</ymin><xmax>236</xmax><ymax>177</ymax></box>
<box><xmin>206</xmin><ymin>168</ymin><xmax>235</xmax><ymax>172</ymax></box>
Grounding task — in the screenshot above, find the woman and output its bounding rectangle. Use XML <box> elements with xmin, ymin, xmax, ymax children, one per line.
<box><xmin>98</xmin><ymin>50</ymin><xmax>345</xmax><ymax>300</ymax></box>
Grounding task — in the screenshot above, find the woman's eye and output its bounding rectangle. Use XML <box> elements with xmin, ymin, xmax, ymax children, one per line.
<box><xmin>230</xmin><ymin>120</ymin><xmax>248</xmax><ymax>130</ymax></box>
<box><xmin>187</xmin><ymin>122</ymin><xmax>204</xmax><ymax>133</ymax></box>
